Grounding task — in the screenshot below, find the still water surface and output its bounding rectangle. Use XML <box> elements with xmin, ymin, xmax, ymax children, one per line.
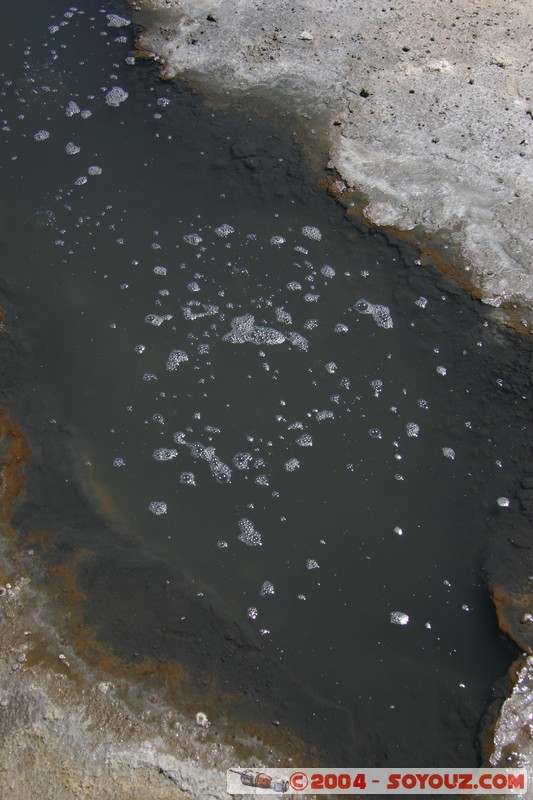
<box><xmin>0</xmin><ymin>0</ymin><xmax>529</xmax><ymax>767</ymax></box>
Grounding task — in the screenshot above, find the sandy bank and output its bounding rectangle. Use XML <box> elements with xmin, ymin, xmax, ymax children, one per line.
<box><xmin>130</xmin><ymin>0</ymin><xmax>533</xmax><ymax>320</ymax></box>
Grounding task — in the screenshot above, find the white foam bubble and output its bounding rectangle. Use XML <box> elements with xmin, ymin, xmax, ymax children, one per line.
<box><xmin>233</xmin><ymin>452</ymin><xmax>253</xmax><ymax>470</ymax></box>
<box><xmin>166</xmin><ymin>349</ymin><xmax>189</xmax><ymax>370</ymax></box>
<box><xmin>306</xmin><ymin>559</ymin><xmax>319</xmax><ymax>569</ymax></box>
<box><xmin>354</xmin><ymin>299</ymin><xmax>393</xmax><ymax>329</ymax></box>
<box><xmin>65</xmin><ymin>101</ymin><xmax>80</xmax><ymax>117</ymax></box>
<box><xmin>182</xmin><ymin>301</ymin><xmax>219</xmax><ymax>320</ymax></box>
<box><xmin>436</xmin><ymin>366</ymin><xmax>447</xmax><ymax>376</ymax></box>
<box><xmin>148</xmin><ymin>500</ymin><xmax>167</xmax><ymax>515</ymax></box>
<box><xmin>325</xmin><ymin>362</ymin><xmax>337</xmax><ymax>374</ymax></box>
<box><xmin>302</xmin><ymin>225</ymin><xmax>322</xmax><ymax>241</ymax></box>
<box><xmin>334</xmin><ymin>323</ymin><xmax>348</xmax><ymax>333</ymax></box>
<box><xmin>34</xmin><ymin>130</ymin><xmax>50</xmax><ymax>141</ymax></box>
<box><xmin>145</xmin><ymin>314</ymin><xmax>167</xmax><ymax>326</ymax></box>
<box><xmin>142</xmin><ymin>373</ymin><xmax>158</xmax><ymax>381</ymax></box>
<box><xmin>406</xmin><ymin>422</ymin><xmax>419</xmax><ymax>437</ymax></box>
<box><xmin>214</xmin><ymin>223</ymin><xmax>235</xmax><ymax>238</ymax></box>
<box><xmin>321</xmin><ymin>265</ymin><xmax>335</xmax><ymax>278</ymax></box>
<box><xmin>284</xmin><ymin>458</ymin><xmax>300</xmax><ymax>471</ymax></box>
<box><xmin>296</xmin><ymin>433</ymin><xmax>313</xmax><ymax>447</ymax></box>
<box><xmin>286</xmin><ymin>281</ymin><xmax>301</xmax><ymax>291</ymax></box>
<box><xmin>113</xmin><ymin>457</ymin><xmax>125</xmax><ymax>467</ymax></box>
<box><xmin>415</xmin><ymin>296</ymin><xmax>428</xmax><ymax>308</ymax></box>
<box><xmin>370</xmin><ymin>379</ymin><xmax>383</xmax><ymax>397</ymax></box>
<box><xmin>152</xmin><ymin>448</ymin><xmax>178</xmax><ymax>461</ymax></box>
<box><xmin>390</xmin><ymin>611</ymin><xmax>409</xmax><ymax>625</ymax></box>
<box><xmin>497</xmin><ymin>496</ymin><xmax>510</xmax><ymax>508</ymax></box>
<box><xmin>286</xmin><ymin>332</ymin><xmax>309</xmax><ymax>351</ymax></box>
<box><xmin>238</xmin><ymin>518</ymin><xmax>262</xmax><ymax>547</ymax></box>
<box><xmin>275</xmin><ymin>308</ymin><xmax>292</xmax><ymax>325</ymax></box>
<box><xmin>107</xmin><ymin>13</ymin><xmax>130</xmax><ymax>27</ymax></box>
<box><xmin>153</xmin><ymin>266</ymin><xmax>167</xmax><ymax>276</ymax></box>
<box><xmin>247</xmin><ymin>607</ymin><xmax>258</xmax><ymax>620</ymax></box>
<box><xmin>183</xmin><ymin>233</ymin><xmax>202</xmax><ymax>245</ymax></box>
<box><xmin>260</xmin><ymin>580</ymin><xmax>275</xmax><ymax>597</ymax></box>
<box><xmin>222</xmin><ymin>314</ymin><xmax>285</xmax><ymax>346</ymax></box>
<box><xmin>270</xmin><ymin>235</ymin><xmax>285</xmax><ymax>246</ymax></box>
<box><xmin>105</xmin><ymin>86</ymin><xmax>128</xmax><ymax>107</ymax></box>
<box><xmin>65</xmin><ymin>142</ymin><xmax>80</xmax><ymax>155</ymax></box>
<box><xmin>442</xmin><ymin>447</ymin><xmax>455</xmax><ymax>459</ymax></box>
<box><xmin>316</xmin><ymin>410</ymin><xmax>334</xmax><ymax>421</ymax></box>
<box><xmin>134</xmin><ymin>344</ymin><xmax>145</xmax><ymax>354</ymax></box>
<box><xmin>74</xmin><ymin>176</ymin><xmax>87</xmax><ymax>186</ymax></box>
<box><xmin>180</xmin><ymin>472</ymin><xmax>196</xmax><ymax>485</ymax></box>
<box><xmin>304</xmin><ymin>293</ymin><xmax>319</xmax><ymax>303</ymax></box>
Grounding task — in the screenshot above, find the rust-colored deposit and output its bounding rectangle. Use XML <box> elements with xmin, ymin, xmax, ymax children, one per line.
<box><xmin>492</xmin><ymin>585</ymin><xmax>533</xmax><ymax>653</ymax></box>
<box><xmin>0</xmin><ymin>400</ymin><xmax>310</xmax><ymax>761</ymax></box>
<box><xmin>43</xmin><ymin>555</ymin><xmax>311</xmax><ymax>762</ymax></box>
<box><xmin>0</xmin><ymin>407</ymin><xmax>31</xmax><ymax>523</ymax></box>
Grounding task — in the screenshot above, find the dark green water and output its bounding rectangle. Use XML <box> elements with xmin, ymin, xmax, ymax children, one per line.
<box><xmin>1</xmin><ymin>0</ymin><xmax>531</xmax><ymax>768</ymax></box>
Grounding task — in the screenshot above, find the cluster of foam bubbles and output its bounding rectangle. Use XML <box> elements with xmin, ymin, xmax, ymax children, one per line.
<box><xmin>105</xmin><ymin>86</ymin><xmax>128</xmax><ymax>107</ymax></box>
<box><xmin>149</xmin><ymin>501</ymin><xmax>167</xmax><ymax>515</ymax></box>
<box><xmin>222</xmin><ymin>314</ymin><xmax>286</xmax><ymax>346</ymax></box>
<box><xmin>238</xmin><ymin>518</ymin><xmax>263</xmax><ymax>547</ymax></box>
<box><xmin>284</xmin><ymin>458</ymin><xmax>300</xmax><ymax>471</ymax></box>
<box><xmin>302</xmin><ymin>225</ymin><xmax>322</xmax><ymax>241</ymax></box>
<box><xmin>172</xmin><ymin>437</ymin><xmax>233</xmax><ymax>485</ymax></box>
<box><xmin>390</xmin><ymin>611</ymin><xmax>410</xmax><ymax>626</ymax></box>
<box><xmin>106</xmin><ymin>13</ymin><xmax>130</xmax><ymax>28</ymax></box>
<box><xmin>214</xmin><ymin>223</ymin><xmax>234</xmax><ymax>238</ymax></box>
<box><xmin>152</xmin><ymin>448</ymin><xmax>178</xmax><ymax>462</ymax></box>
<box><xmin>166</xmin><ymin>349</ymin><xmax>189</xmax><ymax>370</ymax></box>
<box><xmin>233</xmin><ymin>452</ymin><xmax>253</xmax><ymax>470</ymax></box>
<box><xmin>182</xmin><ymin>301</ymin><xmax>219</xmax><ymax>320</ymax></box>
<box><xmin>354</xmin><ymin>299</ymin><xmax>394</xmax><ymax>329</ymax></box>
<box><xmin>406</xmin><ymin>422</ymin><xmax>420</xmax><ymax>437</ymax></box>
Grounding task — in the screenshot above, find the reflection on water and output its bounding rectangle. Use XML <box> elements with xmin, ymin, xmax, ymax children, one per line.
<box><xmin>0</xmin><ymin>0</ymin><xmax>530</xmax><ymax>767</ymax></box>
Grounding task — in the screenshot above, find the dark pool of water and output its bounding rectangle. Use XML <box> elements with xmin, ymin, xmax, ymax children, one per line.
<box><xmin>0</xmin><ymin>0</ymin><xmax>531</xmax><ymax>769</ymax></box>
